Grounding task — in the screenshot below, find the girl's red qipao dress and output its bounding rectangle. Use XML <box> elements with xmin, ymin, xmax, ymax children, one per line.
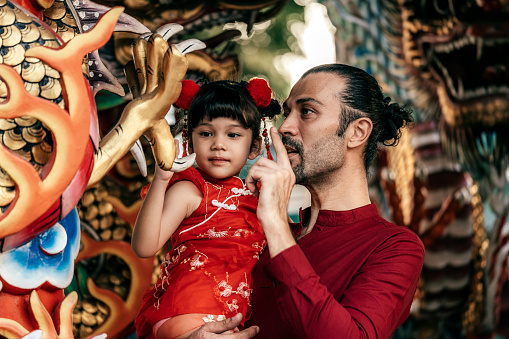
<box><xmin>135</xmin><ymin>167</ymin><xmax>266</xmax><ymax>339</ymax></box>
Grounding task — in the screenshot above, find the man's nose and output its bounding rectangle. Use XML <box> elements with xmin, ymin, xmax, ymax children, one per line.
<box><xmin>279</xmin><ymin>112</ymin><xmax>298</xmax><ymax>136</ymax></box>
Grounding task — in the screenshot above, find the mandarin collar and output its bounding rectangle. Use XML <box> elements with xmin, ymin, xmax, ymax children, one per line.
<box><xmin>197</xmin><ymin>168</ymin><xmax>244</xmax><ymax>188</ymax></box>
<box><xmin>298</xmin><ymin>203</ymin><xmax>379</xmax><ymax>228</ymax></box>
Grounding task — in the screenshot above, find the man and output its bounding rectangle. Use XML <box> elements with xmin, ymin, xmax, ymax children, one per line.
<box><xmin>189</xmin><ymin>64</ymin><xmax>424</xmax><ymax>338</ymax></box>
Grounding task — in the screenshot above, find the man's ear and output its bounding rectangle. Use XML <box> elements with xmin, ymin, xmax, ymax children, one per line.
<box><xmin>249</xmin><ymin>137</ymin><xmax>262</xmax><ymax>160</ymax></box>
<box><xmin>347</xmin><ymin>117</ymin><xmax>372</xmax><ymax>149</ymax></box>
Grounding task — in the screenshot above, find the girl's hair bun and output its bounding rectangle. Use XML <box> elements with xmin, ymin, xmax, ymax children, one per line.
<box><xmin>261</xmin><ymin>98</ymin><xmax>282</xmax><ymax>119</ymax></box>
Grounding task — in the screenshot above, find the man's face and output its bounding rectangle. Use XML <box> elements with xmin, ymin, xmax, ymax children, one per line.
<box><xmin>280</xmin><ymin>72</ymin><xmax>348</xmax><ymax>185</ymax></box>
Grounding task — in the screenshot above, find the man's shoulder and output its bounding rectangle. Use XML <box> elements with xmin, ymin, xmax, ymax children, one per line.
<box><xmin>367</xmin><ymin>215</ymin><xmax>424</xmax><ymax>250</ymax></box>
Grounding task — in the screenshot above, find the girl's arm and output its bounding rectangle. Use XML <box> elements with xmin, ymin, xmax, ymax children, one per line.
<box><xmin>131</xmin><ymin>167</ymin><xmax>202</xmax><ymax>258</ymax></box>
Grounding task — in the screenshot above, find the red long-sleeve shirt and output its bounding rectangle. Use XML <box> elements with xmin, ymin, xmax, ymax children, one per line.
<box><xmin>246</xmin><ymin>203</ymin><xmax>424</xmax><ymax>338</ymax></box>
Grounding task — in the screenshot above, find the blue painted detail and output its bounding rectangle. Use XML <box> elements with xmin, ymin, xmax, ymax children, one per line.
<box><xmin>0</xmin><ymin>208</ymin><xmax>81</xmax><ymax>290</ymax></box>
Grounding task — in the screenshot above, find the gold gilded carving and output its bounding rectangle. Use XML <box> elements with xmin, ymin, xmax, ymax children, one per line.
<box><xmin>0</xmin><ymin>118</ymin><xmax>15</xmax><ymax>130</ymax></box>
<box><xmin>40</xmin><ymin>76</ymin><xmax>62</xmax><ymax>100</ymax></box>
<box><xmin>0</xmin><ymin>185</ymin><xmax>15</xmax><ymax>206</ymax></box>
<box><xmin>20</xmin><ymin>22</ymin><xmax>42</xmax><ymax>43</ymax></box>
<box><xmin>3</xmin><ymin>128</ymin><xmax>26</xmax><ymax>151</ymax></box>
<box><xmin>112</xmin><ymin>32</ymin><xmax>138</xmax><ymax>66</ymax></box>
<box><xmin>12</xmin><ymin>5</ymin><xmax>31</xmax><ymax>24</ymax></box>
<box><xmin>39</xmin><ymin>25</ymin><xmax>58</xmax><ymax>40</ymax></box>
<box><xmin>385</xmin><ymin>127</ymin><xmax>415</xmax><ymax>226</ymax></box>
<box><xmin>0</xmin><ymin>25</ymin><xmax>21</xmax><ymax>47</ymax></box>
<box><xmin>3</xmin><ymin>44</ymin><xmax>25</xmax><ymax>66</ymax></box>
<box><xmin>15</xmin><ymin>115</ymin><xmax>38</xmax><ymax>127</ymax></box>
<box><xmin>15</xmin><ymin>147</ymin><xmax>31</xmax><ymax>162</ymax></box>
<box><xmin>61</xmin><ymin>12</ymin><xmax>77</xmax><ymax>29</ymax></box>
<box><xmin>22</xmin><ymin>124</ymin><xmax>46</xmax><ymax>144</ymax></box>
<box><xmin>21</xmin><ymin>60</ymin><xmax>46</xmax><ymax>83</ymax></box>
<box><xmin>46</xmin><ymin>18</ymin><xmax>58</xmax><ymax>32</ymax></box>
<box><xmin>44</xmin><ymin>63</ymin><xmax>60</xmax><ymax>78</ymax></box>
<box><xmin>0</xmin><ymin>5</ymin><xmax>16</xmax><ymax>27</ymax></box>
<box><xmin>24</xmin><ymin>81</ymin><xmax>41</xmax><ymax>96</ymax></box>
<box><xmin>32</xmin><ymin>141</ymin><xmax>53</xmax><ymax>165</ymax></box>
<box><xmin>187</xmin><ymin>52</ymin><xmax>238</xmax><ymax>82</ymax></box>
<box><xmin>43</xmin><ymin>0</ymin><xmax>66</xmax><ymax>20</ymax></box>
<box><xmin>42</xmin><ymin>38</ymin><xmax>60</xmax><ymax>49</ymax></box>
<box><xmin>0</xmin><ymin>167</ymin><xmax>14</xmax><ymax>186</ymax></box>
<box><xmin>55</xmin><ymin>23</ymin><xmax>76</xmax><ymax>42</ymax></box>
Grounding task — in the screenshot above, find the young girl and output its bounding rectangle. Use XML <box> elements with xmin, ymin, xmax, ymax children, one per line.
<box><xmin>132</xmin><ymin>79</ymin><xmax>280</xmax><ymax>339</ymax></box>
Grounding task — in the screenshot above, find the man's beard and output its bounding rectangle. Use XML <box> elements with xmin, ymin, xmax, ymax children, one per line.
<box><xmin>282</xmin><ymin>136</ymin><xmax>307</xmax><ymax>184</ymax></box>
<box><xmin>282</xmin><ymin>134</ymin><xmax>346</xmax><ymax>186</ymax></box>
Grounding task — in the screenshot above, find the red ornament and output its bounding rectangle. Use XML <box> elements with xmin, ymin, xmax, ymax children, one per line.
<box><xmin>246</xmin><ymin>78</ymin><xmax>272</xmax><ymax>108</ymax></box>
<box><xmin>175</xmin><ymin>80</ymin><xmax>200</xmax><ymax>109</ymax></box>
<box><xmin>140</xmin><ymin>183</ymin><xmax>151</xmax><ymax>199</ymax></box>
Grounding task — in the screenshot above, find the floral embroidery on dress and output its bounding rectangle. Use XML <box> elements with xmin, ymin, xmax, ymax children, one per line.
<box><xmin>198</xmin><ymin>227</ymin><xmax>231</xmax><ymax>238</ymax></box>
<box><xmin>163</xmin><ymin>244</ymin><xmax>187</xmax><ymax>269</ymax></box>
<box><xmin>189</xmin><ymin>252</ymin><xmax>208</xmax><ymax>271</ymax></box>
<box><xmin>252</xmin><ymin>240</ymin><xmax>267</xmax><ymax>259</ymax></box>
<box><xmin>213</xmin><ymin>272</ymin><xmax>252</xmax><ymax>314</ymax></box>
<box><xmin>226</xmin><ymin>299</ymin><xmax>239</xmax><ymax>312</ymax></box>
<box><xmin>233</xmin><ymin>229</ymin><xmax>254</xmax><ymax>238</ymax></box>
<box><xmin>237</xmin><ymin>282</ymin><xmax>251</xmax><ymax>299</ymax></box>
<box><xmin>215</xmin><ymin>280</ymin><xmax>233</xmax><ymax>297</ymax></box>
<box><xmin>153</xmin><ymin>244</ymin><xmax>189</xmax><ymax>309</ymax></box>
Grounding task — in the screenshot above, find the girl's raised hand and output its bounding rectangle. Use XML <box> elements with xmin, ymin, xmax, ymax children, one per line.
<box><xmin>154</xmin><ymin>163</ymin><xmax>174</xmax><ymax>182</ymax></box>
<box><xmin>153</xmin><ymin>139</ymin><xmax>180</xmax><ymax>182</ymax></box>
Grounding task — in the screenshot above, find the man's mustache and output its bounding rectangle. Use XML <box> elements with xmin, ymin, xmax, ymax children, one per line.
<box><xmin>282</xmin><ymin>136</ymin><xmax>303</xmax><ymax>155</ymax></box>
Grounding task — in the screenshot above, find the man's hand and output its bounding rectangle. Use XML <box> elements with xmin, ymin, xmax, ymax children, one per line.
<box><xmin>187</xmin><ymin>314</ymin><xmax>259</xmax><ymax>338</ymax></box>
<box><xmin>245</xmin><ymin>127</ymin><xmax>297</xmax><ymax>257</ymax></box>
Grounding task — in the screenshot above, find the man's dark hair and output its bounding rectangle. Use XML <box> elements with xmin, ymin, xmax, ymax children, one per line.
<box><xmin>302</xmin><ymin>64</ymin><xmax>413</xmax><ymax>170</ymax></box>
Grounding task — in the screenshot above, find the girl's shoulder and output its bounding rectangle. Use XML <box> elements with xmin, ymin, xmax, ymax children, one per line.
<box><xmin>140</xmin><ymin>167</ymin><xmax>206</xmax><ymax>200</ymax></box>
<box><xmin>169</xmin><ymin>167</ymin><xmax>206</xmax><ymax>193</ymax></box>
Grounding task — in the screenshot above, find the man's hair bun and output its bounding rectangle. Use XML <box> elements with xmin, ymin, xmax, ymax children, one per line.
<box><xmin>378</xmin><ymin>96</ymin><xmax>413</xmax><ymax>146</ymax></box>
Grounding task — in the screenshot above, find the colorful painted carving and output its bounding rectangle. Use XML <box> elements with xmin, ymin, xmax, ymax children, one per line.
<box><xmin>0</xmin><ymin>0</ymin><xmax>287</xmax><ymax>338</ymax></box>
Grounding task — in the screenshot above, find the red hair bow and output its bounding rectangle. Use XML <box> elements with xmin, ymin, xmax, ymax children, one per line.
<box><xmin>246</xmin><ymin>78</ymin><xmax>272</xmax><ymax>108</ymax></box>
<box><xmin>175</xmin><ymin>80</ymin><xmax>200</xmax><ymax>109</ymax></box>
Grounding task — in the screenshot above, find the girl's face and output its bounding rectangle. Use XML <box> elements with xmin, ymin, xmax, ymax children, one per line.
<box><xmin>190</xmin><ymin>116</ymin><xmax>261</xmax><ymax>179</ymax></box>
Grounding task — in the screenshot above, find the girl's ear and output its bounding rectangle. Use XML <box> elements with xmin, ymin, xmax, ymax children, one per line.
<box><xmin>248</xmin><ymin>137</ymin><xmax>262</xmax><ymax>160</ymax></box>
<box><xmin>188</xmin><ymin>139</ymin><xmax>193</xmax><ymax>154</ymax></box>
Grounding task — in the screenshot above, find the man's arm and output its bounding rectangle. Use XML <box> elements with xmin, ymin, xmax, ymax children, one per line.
<box><xmin>264</xmin><ymin>236</ymin><xmax>424</xmax><ymax>338</ymax></box>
